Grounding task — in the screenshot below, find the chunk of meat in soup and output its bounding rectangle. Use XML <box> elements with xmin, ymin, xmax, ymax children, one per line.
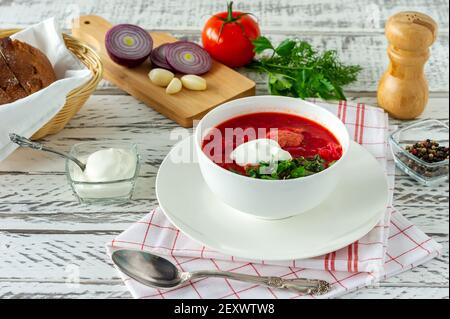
<box><xmin>266</xmin><ymin>128</ymin><xmax>304</xmax><ymax>148</ymax></box>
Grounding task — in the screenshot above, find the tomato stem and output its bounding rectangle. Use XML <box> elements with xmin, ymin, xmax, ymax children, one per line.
<box><xmin>218</xmin><ymin>1</ymin><xmax>253</xmax><ymax>39</ymax></box>
<box><xmin>226</xmin><ymin>1</ymin><xmax>234</xmax><ymax>22</ymax></box>
<box><xmin>220</xmin><ymin>1</ymin><xmax>251</xmax><ymax>23</ymax></box>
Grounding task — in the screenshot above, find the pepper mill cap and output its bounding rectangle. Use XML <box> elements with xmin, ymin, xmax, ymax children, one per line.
<box><xmin>385</xmin><ymin>11</ymin><xmax>437</xmax><ymax>51</ymax></box>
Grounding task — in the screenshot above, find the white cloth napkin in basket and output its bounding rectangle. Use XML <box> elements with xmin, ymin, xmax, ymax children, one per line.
<box><xmin>0</xmin><ymin>18</ymin><xmax>92</xmax><ymax>162</ymax></box>
<box><xmin>107</xmin><ymin>100</ymin><xmax>441</xmax><ymax>298</ymax></box>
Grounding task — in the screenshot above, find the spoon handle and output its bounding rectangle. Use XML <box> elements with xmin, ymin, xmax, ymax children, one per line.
<box><xmin>9</xmin><ymin>133</ymin><xmax>86</xmax><ymax>171</ymax></box>
<box><xmin>9</xmin><ymin>133</ymin><xmax>44</xmax><ymax>150</ymax></box>
<box><xmin>187</xmin><ymin>270</ymin><xmax>331</xmax><ymax>295</ymax></box>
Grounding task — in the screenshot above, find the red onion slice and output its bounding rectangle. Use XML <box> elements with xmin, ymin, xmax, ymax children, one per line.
<box><xmin>150</xmin><ymin>43</ymin><xmax>173</xmax><ymax>70</ymax></box>
<box><xmin>105</xmin><ymin>24</ymin><xmax>153</xmax><ymax>68</ymax></box>
<box><xmin>166</xmin><ymin>41</ymin><xmax>212</xmax><ymax>75</ymax></box>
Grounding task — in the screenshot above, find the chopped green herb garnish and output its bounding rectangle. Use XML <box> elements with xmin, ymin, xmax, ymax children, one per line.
<box><xmin>245</xmin><ymin>155</ymin><xmax>327</xmax><ymax>180</ymax></box>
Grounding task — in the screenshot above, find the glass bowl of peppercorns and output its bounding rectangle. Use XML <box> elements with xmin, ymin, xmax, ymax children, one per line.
<box><xmin>389</xmin><ymin>119</ymin><xmax>449</xmax><ymax>186</ymax></box>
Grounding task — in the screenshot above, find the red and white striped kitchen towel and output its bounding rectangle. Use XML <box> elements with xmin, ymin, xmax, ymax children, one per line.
<box><xmin>106</xmin><ymin>100</ymin><xmax>441</xmax><ymax>299</ymax></box>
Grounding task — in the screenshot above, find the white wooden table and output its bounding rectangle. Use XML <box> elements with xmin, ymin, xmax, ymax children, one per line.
<box><xmin>0</xmin><ymin>0</ymin><xmax>448</xmax><ymax>299</ymax></box>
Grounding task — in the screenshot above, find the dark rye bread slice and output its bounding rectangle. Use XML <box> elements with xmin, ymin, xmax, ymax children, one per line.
<box><xmin>0</xmin><ymin>37</ymin><xmax>56</xmax><ymax>95</ymax></box>
<box><xmin>0</xmin><ymin>47</ymin><xmax>28</xmax><ymax>103</ymax></box>
<box><xmin>0</xmin><ymin>87</ymin><xmax>11</xmax><ymax>104</ymax></box>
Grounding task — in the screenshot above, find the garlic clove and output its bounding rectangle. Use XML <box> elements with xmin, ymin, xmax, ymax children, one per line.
<box><xmin>166</xmin><ymin>78</ymin><xmax>182</xmax><ymax>94</ymax></box>
<box><xmin>149</xmin><ymin>68</ymin><xmax>175</xmax><ymax>87</ymax></box>
<box><xmin>181</xmin><ymin>75</ymin><xmax>207</xmax><ymax>91</ymax></box>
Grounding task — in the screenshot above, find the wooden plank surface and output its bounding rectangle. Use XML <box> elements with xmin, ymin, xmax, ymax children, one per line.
<box><xmin>0</xmin><ymin>1</ymin><xmax>448</xmax><ymax>93</ymax></box>
<box><xmin>0</xmin><ymin>0</ymin><xmax>448</xmax><ymax>31</ymax></box>
<box><xmin>0</xmin><ymin>95</ymin><xmax>448</xmax><ymax>299</ymax></box>
<box><xmin>0</xmin><ymin>0</ymin><xmax>448</xmax><ymax>299</ymax></box>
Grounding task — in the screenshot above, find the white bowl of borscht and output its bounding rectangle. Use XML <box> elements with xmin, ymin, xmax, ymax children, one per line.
<box><xmin>195</xmin><ymin>96</ymin><xmax>350</xmax><ymax>219</ymax></box>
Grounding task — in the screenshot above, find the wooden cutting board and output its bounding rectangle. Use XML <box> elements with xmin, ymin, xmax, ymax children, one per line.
<box><xmin>72</xmin><ymin>15</ymin><xmax>256</xmax><ymax>127</ymax></box>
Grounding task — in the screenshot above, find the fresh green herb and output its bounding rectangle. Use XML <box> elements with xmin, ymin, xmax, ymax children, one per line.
<box><xmin>245</xmin><ymin>166</ymin><xmax>260</xmax><ymax>178</ymax></box>
<box><xmin>248</xmin><ymin>36</ymin><xmax>362</xmax><ymax>100</ymax></box>
<box><xmin>245</xmin><ymin>155</ymin><xmax>327</xmax><ymax>180</ymax></box>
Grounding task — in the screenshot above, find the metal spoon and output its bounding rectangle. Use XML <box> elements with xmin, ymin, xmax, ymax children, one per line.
<box><xmin>9</xmin><ymin>133</ymin><xmax>86</xmax><ymax>171</ymax></box>
<box><xmin>112</xmin><ymin>249</ymin><xmax>331</xmax><ymax>295</ymax></box>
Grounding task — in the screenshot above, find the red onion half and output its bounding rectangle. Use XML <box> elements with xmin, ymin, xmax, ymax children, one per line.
<box><xmin>166</xmin><ymin>41</ymin><xmax>212</xmax><ymax>75</ymax></box>
<box><xmin>105</xmin><ymin>24</ymin><xmax>153</xmax><ymax>68</ymax></box>
<box><xmin>150</xmin><ymin>43</ymin><xmax>173</xmax><ymax>70</ymax></box>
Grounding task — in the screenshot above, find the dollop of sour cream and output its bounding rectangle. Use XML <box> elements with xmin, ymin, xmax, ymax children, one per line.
<box><xmin>230</xmin><ymin>138</ymin><xmax>292</xmax><ymax>166</ymax></box>
<box><xmin>72</xmin><ymin>148</ymin><xmax>136</xmax><ymax>182</ymax></box>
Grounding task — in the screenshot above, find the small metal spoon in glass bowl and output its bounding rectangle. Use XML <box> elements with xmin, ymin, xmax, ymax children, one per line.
<box><xmin>9</xmin><ymin>133</ymin><xmax>86</xmax><ymax>171</ymax></box>
<box><xmin>112</xmin><ymin>249</ymin><xmax>331</xmax><ymax>295</ymax></box>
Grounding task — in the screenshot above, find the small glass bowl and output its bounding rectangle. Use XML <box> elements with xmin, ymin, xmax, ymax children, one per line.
<box><xmin>389</xmin><ymin>119</ymin><xmax>449</xmax><ymax>186</ymax></box>
<box><xmin>65</xmin><ymin>141</ymin><xmax>140</xmax><ymax>204</ymax></box>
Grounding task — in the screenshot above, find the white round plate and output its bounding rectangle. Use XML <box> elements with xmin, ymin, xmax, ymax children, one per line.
<box><xmin>156</xmin><ymin>136</ymin><xmax>389</xmax><ymax>260</ymax></box>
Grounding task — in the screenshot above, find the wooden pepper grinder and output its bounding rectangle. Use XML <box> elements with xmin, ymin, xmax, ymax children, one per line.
<box><xmin>378</xmin><ymin>12</ymin><xmax>437</xmax><ymax>119</ymax></box>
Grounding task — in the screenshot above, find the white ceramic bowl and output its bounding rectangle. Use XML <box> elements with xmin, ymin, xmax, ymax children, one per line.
<box><xmin>194</xmin><ymin>96</ymin><xmax>350</xmax><ymax>219</ymax></box>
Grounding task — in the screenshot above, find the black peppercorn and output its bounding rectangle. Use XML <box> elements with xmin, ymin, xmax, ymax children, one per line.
<box><xmin>405</xmin><ymin>140</ymin><xmax>449</xmax><ymax>163</ymax></box>
<box><xmin>399</xmin><ymin>139</ymin><xmax>449</xmax><ymax>179</ymax></box>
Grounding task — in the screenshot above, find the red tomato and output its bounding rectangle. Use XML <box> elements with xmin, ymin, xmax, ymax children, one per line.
<box><xmin>319</xmin><ymin>143</ymin><xmax>343</xmax><ymax>161</ymax></box>
<box><xmin>202</xmin><ymin>2</ymin><xmax>260</xmax><ymax>68</ymax></box>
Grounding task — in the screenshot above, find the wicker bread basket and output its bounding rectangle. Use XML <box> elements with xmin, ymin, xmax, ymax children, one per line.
<box><xmin>0</xmin><ymin>29</ymin><xmax>103</xmax><ymax>140</ymax></box>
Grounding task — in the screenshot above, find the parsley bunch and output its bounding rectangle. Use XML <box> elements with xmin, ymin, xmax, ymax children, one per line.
<box><xmin>248</xmin><ymin>37</ymin><xmax>362</xmax><ymax>100</ymax></box>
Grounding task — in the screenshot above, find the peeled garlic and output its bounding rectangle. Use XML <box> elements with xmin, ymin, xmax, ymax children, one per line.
<box><xmin>166</xmin><ymin>78</ymin><xmax>182</xmax><ymax>94</ymax></box>
<box><xmin>149</xmin><ymin>68</ymin><xmax>174</xmax><ymax>87</ymax></box>
<box><xmin>181</xmin><ymin>75</ymin><xmax>207</xmax><ymax>91</ymax></box>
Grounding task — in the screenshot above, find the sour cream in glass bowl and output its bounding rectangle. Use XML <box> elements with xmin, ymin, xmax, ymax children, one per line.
<box><xmin>66</xmin><ymin>142</ymin><xmax>140</xmax><ymax>203</ymax></box>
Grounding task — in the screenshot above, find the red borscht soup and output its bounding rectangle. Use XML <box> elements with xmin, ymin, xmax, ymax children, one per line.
<box><xmin>202</xmin><ymin>112</ymin><xmax>343</xmax><ymax>179</ymax></box>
